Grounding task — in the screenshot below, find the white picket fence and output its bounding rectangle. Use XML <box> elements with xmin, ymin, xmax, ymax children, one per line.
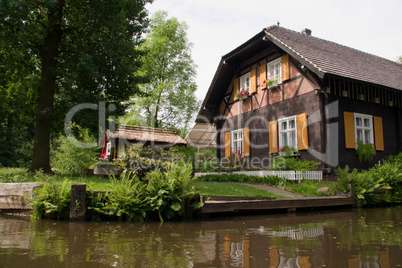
<box><xmin>195</xmin><ymin>170</ymin><xmax>323</xmax><ymax>183</ymax></box>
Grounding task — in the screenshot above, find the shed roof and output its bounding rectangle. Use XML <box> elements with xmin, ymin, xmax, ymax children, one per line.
<box><xmin>108</xmin><ymin>125</ymin><xmax>187</xmax><ymax>146</ymax></box>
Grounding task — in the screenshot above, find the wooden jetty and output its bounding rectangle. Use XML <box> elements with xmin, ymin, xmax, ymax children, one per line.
<box><xmin>200</xmin><ymin>184</ymin><xmax>356</xmax><ymax>215</ymax></box>
<box><xmin>201</xmin><ymin>195</ymin><xmax>355</xmax><ymax>214</ymax></box>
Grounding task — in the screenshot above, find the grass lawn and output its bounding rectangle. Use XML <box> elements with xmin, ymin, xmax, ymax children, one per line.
<box><xmin>284</xmin><ymin>180</ymin><xmax>337</xmax><ymax>197</ymax></box>
<box><xmin>191</xmin><ymin>181</ymin><xmax>285</xmax><ymax>199</ymax></box>
<box><xmin>0</xmin><ymin>168</ymin><xmax>111</xmax><ymax>191</ymax></box>
<box><xmin>1</xmin><ymin>168</ymin><xmax>336</xmax><ymax>198</ymax></box>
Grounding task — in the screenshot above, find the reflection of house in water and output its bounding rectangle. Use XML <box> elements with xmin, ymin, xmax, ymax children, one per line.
<box><xmin>191</xmin><ymin>221</ymin><xmax>395</xmax><ymax>268</ymax></box>
<box><xmin>255</xmin><ymin>225</ymin><xmax>324</xmax><ymax>240</ymax></box>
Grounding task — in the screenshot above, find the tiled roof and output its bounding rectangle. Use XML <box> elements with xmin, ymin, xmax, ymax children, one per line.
<box><xmin>265</xmin><ymin>25</ymin><xmax>402</xmax><ymax>91</ymax></box>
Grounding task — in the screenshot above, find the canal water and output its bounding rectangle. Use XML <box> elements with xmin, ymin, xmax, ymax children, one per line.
<box><xmin>0</xmin><ymin>207</ymin><xmax>401</xmax><ymax>267</ymax></box>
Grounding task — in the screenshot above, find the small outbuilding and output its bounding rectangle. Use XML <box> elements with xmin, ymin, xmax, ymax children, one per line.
<box><xmin>100</xmin><ymin>124</ymin><xmax>187</xmax><ymax>159</ymax></box>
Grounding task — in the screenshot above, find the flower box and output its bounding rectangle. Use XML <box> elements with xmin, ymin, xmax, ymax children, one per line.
<box><xmin>236</xmin><ymin>88</ymin><xmax>250</xmax><ymax>101</ymax></box>
<box><xmin>263</xmin><ymin>78</ymin><xmax>280</xmax><ymax>90</ymax></box>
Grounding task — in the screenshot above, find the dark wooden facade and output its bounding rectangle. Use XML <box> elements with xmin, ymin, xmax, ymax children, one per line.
<box><xmin>197</xmin><ymin>26</ymin><xmax>402</xmax><ymax>171</ymax></box>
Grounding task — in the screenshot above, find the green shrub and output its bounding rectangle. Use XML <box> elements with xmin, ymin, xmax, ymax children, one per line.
<box><xmin>114</xmin><ymin>145</ymin><xmax>180</xmax><ymax>178</ymax></box>
<box><xmin>51</xmin><ymin>125</ymin><xmax>98</xmax><ymax>175</ymax></box>
<box><xmin>356</xmin><ymin>140</ymin><xmax>376</xmax><ymax>163</ymax></box>
<box><xmin>196</xmin><ymin>174</ymin><xmax>285</xmax><ymax>186</ymax></box>
<box><xmin>31</xmin><ymin>180</ymin><xmax>71</xmax><ymax>220</ymax></box>
<box><xmin>89</xmin><ymin>161</ymin><xmax>200</xmax><ymax>222</ymax></box>
<box><xmin>144</xmin><ymin>161</ymin><xmax>198</xmax><ymax>221</ymax></box>
<box><xmin>89</xmin><ymin>171</ymin><xmax>147</xmax><ymax>221</ymax></box>
<box><xmin>335</xmin><ymin>153</ymin><xmax>402</xmax><ymax>206</ymax></box>
<box><xmin>269</xmin><ymin>156</ymin><xmax>320</xmax><ymax>171</ymax></box>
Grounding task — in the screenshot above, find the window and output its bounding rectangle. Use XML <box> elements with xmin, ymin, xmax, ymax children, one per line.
<box><xmin>266</xmin><ymin>58</ymin><xmax>281</xmax><ymax>83</ymax></box>
<box><xmin>239</xmin><ymin>72</ymin><xmax>250</xmax><ymax>93</ymax></box>
<box><xmin>354</xmin><ymin>113</ymin><xmax>373</xmax><ymax>144</ymax></box>
<box><xmin>278</xmin><ymin>116</ymin><xmax>297</xmax><ymax>148</ymax></box>
<box><xmin>231</xmin><ymin>129</ymin><xmax>243</xmax><ymax>154</ymax></box>
<box><xmin>106</xmin><ymin>141</ymin><xmax>111</xmax><ymax>157</ymax></box>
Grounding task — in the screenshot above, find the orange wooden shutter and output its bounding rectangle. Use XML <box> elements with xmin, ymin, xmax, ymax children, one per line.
<box><xmin>260</xmin><ymin>64</ymin><xmax>267</xmax><ymax>89</ymax></box>
<box><xmin>297</xmin><ymin>113</ymin><xmax>309</xmax><ymax>150</ymax></box>
<box><xmin>243</xmin><ymin>127</ymin><xmax>250</xmax><ymax>156</ymax></box>
<box><xmin>250</xmin><ymin>69</ymin><xmax>257</xmax><ymax>94</ymax></box>
<box><xmin>234</xmin><ymin>78</ymin><xmax>239</xmax><ymax>100</ymax></box>
<box><xmin>269</xmin><ymin>121</ymin><xmax>278</xmax><ymax>153</ymax></box>
<box><xmin>281</xmin><ymin>54</ymin><xmax>290</xmax><ymax>81</ymax></box>
<box><xmin>225</xmin><ymin>132</ymin><xmax>231</xmax><ymax>157</ymax></box>
<box><xmin>344</xmin><ymin>111</ymin><xmax>355</xmax><ymax>149</ymax></box>
<box><xmin>374</xmin><ymin>116</ymin><xmax>384</xmax><ymax>151</ymax></box>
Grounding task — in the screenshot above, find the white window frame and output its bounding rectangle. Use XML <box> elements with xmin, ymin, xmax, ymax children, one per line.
<box><xmin>239</xmin><ymin>72</ymin><xmax>250</xmax><ymax>94</ymax></box>
<box><xmin>231</xmin><ymin>129</ymin><xmax>243</xmax><ymax>155</ymax></box>
<box><xmin>354</xmin><ymin>113</ymin><xmax>374</xmax><ymax>145</ymax></box>
<box><xmin>106</xmin><ymin>141</ymin><xmax>111</xmax><ymax>157</ymax></box>
<box><xmin>278</xmin><ymin>116</ymin><xmax>297</xmax><ymax>149</ymax></box>
<box><xmin>266</xmin><ymin>57</ymin><xmax>282</xmax><ymax>84</ymax></box>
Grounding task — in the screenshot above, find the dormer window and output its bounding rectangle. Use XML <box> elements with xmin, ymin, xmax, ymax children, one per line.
<box><xmin>239</xmin><ymin>72</ymin><xmax>250</xmax><ymax>93</ymax></box>
<box><xmin>267</xmin><ymin>58</ymin><xmax>282</xmax><ymax>83</ymax></box>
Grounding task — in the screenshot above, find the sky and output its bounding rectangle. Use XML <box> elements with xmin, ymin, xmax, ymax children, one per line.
<box><xmin>145</xmin><ymin>0</ymin><xmax>402</xmax><ymax>102</ymax></box>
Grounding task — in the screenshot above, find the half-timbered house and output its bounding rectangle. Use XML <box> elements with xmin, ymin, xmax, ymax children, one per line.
<box><xmin>196</xmin><ymin>25</ymin><xmax>402</xmax><ymax>171</ymax></box>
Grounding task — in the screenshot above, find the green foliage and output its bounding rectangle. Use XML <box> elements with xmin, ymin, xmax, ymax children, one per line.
<box><xmin>89</xmin><ymin>161</ymin><xmax>199</xmax><ymax>221</ymax></box>
<box><xmin>31</xmin><ymin>180</ymin><xmax>71</xmax><ymax>220</ymax></box>
<box><xmin>270</xmin><ymin>156</ymin><xmax>321</xmax><ymax>171</ymax></box>
<box><xmin>1</xmin><ymin>0</ymin><xmax>152</xmax><ymax>171</ymax></box>
<box><xmin>144</xmin><ymin>161</ymin><xmax>196</xmax><ymax>221</ymax></box>
<box><xmin>90</xmin><ymin>171</ymin><xmax>147</xmax><ymax>221</ymax></box>
<box><xmin>170</xmin><ymin>147</ymin><xmax>216</xmax><ymax>170</ymax></box>
<box><xmin>0</xmin><ymin>168</ymin><xmax>52</xmax><ymax>183</ymax></box>
<box><xmin>335</xmin><ymin>166</ymin><xmax>385</xmax><ymax>205</ymax></box>
<box><xmin>285</xmin><ymin>180</ymin><xmax>335</xmax><ymax>197</ymax></box>
<box><xmin>114</xmin><ymin>145</ymin><xmax>181</xmax><ymax>178</ymax></box>
<box><xmin>51</xmin><ymin>126</ymin><xmax>98</xmax><ymax>175</ymax></box>
<box><xmin>278</xmin><ymin>146</ymin><xmax>298</xmax><ymax>156</ymax></box>
<box><xmin>196</xmin><ymin>174</ymin><xmax>285</xmax><ymax>186</ymax></box>
<box><xmin>356</xmin><ymin>141</ymin><xmax>376</xmax><ymax>163</ymax></box>
<box><xmin>122</xmin><ymin>11</ymin><xmax>200</xmax><ymax>129</ymax></box>
<box><xmin>335</xmin><ymin>153</ymin><xmax>402</xmax><ymax>206</ymax></box>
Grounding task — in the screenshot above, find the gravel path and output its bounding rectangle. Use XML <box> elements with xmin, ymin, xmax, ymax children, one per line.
<box><xmin>237</xmin><ymin>183</ymin><xmax>303</xmax><ymax>198</ymax></box>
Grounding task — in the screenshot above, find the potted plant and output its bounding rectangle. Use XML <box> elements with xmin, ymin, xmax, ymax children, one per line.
<box><xmin>236</xmin><ymin>88</ymin><xmax>250</xmax><ymax>101</ymax></box>
<box><xmin>263</xmin><ymin>78</ymin><xmax>279</xmax><ymax>89</ymax></box>
<box><xmin>356</xmin><ymin>141</ymin><xmax>376</xmax><ymax>163</ymax></box>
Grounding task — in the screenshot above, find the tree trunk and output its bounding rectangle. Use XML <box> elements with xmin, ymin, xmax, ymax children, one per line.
<box><xmin>29</xmin><ymin>1</ymin><xmax>64</xmax><ymax>173</ymax></box>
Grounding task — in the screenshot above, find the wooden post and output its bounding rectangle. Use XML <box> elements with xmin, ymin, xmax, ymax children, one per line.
<box><xmin>69</xmin><ymin>183</ymin><xmax>86</xmax><ymax>221</ymax></box>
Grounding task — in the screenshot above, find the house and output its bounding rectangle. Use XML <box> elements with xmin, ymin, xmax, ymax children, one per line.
<box><xmin>101</xmin><ymin>124</ymin><xmax>187</xmax><ymax>159</ymax></box>
<box><xmin>196</xmin><ymin>25</ymin><xmax>402</xmax><ymax>171</ymax></box>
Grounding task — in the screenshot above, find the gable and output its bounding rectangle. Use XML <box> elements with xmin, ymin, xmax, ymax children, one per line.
<box><xmin>197</xmin><ymin>25</ymin><xmax>402</xmax><ymax>123</ymax></box>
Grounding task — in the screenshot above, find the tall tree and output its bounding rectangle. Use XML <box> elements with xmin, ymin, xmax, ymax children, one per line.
<box><xmin>122</xmin><ymin>11</ymin><xmax>199</xmax><ymax>130</ymax></box>
<box><xmin>0</xmin><ymin>0</ymin><xmax>152</xmax><ymax>172</ymax></box>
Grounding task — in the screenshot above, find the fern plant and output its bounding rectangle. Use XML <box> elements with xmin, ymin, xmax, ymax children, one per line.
<box><xmin>96</xmin><ymin>170</ymin><xmax>147</xmax><ymax>221</ymax></box>
<box><xmin>31</xmin><ymin>180</ymin><xmax>71</xmax><ymax>220</ymax></box>
<box><xmin>144</xmin><ymin>161</ymin><xmax>197</xmax><ymax>221</ymax></box>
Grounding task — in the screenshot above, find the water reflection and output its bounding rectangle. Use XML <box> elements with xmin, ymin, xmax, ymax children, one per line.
<box><xmin>0</xmin><ymin>207</ymin><xmax>401</xmax><ymax>267</ymax></box>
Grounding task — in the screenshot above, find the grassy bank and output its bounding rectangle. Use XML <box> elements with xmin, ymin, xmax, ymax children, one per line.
<box><xmin>0</xmin><ymin>168</ymin><xmax>111</xmax><ymax>191</ymax></box>
<box><xmin>1</xmin><ymin>168</ymin><xmax>333</xmax><ymax>199</ymax></box>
